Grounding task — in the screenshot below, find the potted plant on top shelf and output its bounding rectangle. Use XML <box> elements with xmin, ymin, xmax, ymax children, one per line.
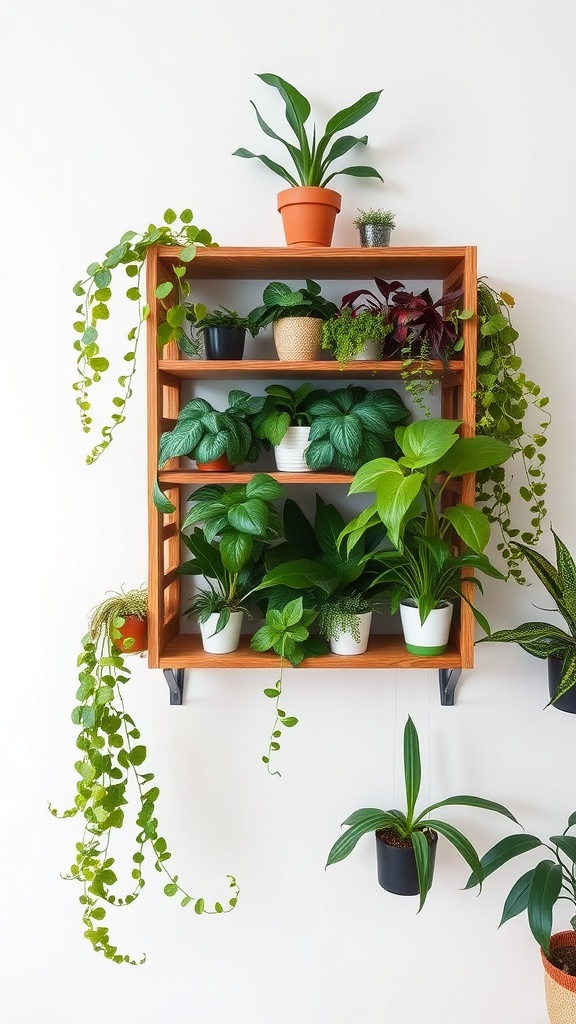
<box><xmin>233</xmin><ymin>73</ymin><xmax>384</xmax><ymax>247</ymax></box>
<box><xmin>465</xmin><ymin>811</ymin><xmax>576</xmax><ymax>1024</ymax></box>
<box><xmin>326</xmin><ymin>715</ymin><xmax>518</xmax><ymax>904</ymax></box>
<box><xmin>72</xmin><ymin>207</ymin><xmax>216</xmax><ymax>465</ymax></box>
<box><xmin>478</xmin><ymin>528</ymin><xmax>576</xmax><ymax>714</ymax></box>
<box><xmin>248</xmin><ymin>279</ymin><xmax>338</xmax><ymax>361</ymax></box>
<box><xmin>49</xmin><ymin>585</ymin><xmax>239</xmax><ymax>964</ymax></box>
<box><xmin>353</xmin><ymin>208</ymin><xmax>396</xmax><ymax>247</ymax></box>
<box><xmin>338</xmin><ymin>418</ymin><xmax>514</xmax><ymax>655</ymax></box>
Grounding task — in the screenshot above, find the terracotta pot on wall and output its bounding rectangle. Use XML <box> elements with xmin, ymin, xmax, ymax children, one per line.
<box><xmin>541</xmin><ymin>931</ymin><xmax>576</xmax><ymax>1024</ymax></box>
<box><xmin>277</xmin><ymin>186</ymin><xmax>341</xmax><ymax>247</ymax></box>
<box><xmin>196</xmin><ymin>454</ymin><xmax>233</xmax><ymax>472</ymax></box>
<box><xmin>115</xmin><ymin>615</ymin><xmax>148</xmax><ymax>654</ymax></box>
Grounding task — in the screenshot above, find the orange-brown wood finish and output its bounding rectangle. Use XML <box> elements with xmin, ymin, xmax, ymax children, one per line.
<box><xmin>146</xmin><ymin>245</ymin><xmax>478</xmax><ymax>672</ymax></box>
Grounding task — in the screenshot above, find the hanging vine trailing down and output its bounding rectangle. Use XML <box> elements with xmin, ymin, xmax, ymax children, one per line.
<box><xmin>474</xmin><ymin>279</ymin><xmax>551</xmax><ymax>584</ymax></box>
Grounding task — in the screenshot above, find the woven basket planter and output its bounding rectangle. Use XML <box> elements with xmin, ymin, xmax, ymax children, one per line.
<box><xmin>273</xmin><ymin>317</ymin><xmax>322</xmax><ymax>361</ymax></box>
<box><xmin>542</xmin><ymin>932</ymin><xmax>576</xmax><ymax>1023</ymax></box>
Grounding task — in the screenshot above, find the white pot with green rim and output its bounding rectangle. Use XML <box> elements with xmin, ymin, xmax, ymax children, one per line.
<box><xmin>199</xmin><ymin>611</ymin><xmax>243</xmax><ymax>654</ymax></box>
<box><xmin>274</xmin><ymin>426</ymin><xmax>312</xmax><ymax>472</ymax></box>
<box><xmin>352</xmin><ymin>339</ymin><xmax>380</xmax><ymax>360</ymax></box>
<box><xmin>400</xmin><ymin>600</ymin><xmax>453</xmax><ymax>656</ymax></box>
<box><xmin>329</xmin><ymin>612</ymin><xmax>372</xmax><ymax>655</ymax></box>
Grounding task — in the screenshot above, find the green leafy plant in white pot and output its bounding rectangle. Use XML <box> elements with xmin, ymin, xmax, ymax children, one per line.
<box><xmin>233</xmin><ymin>73</ymin><xmax>383</xmax><ymax>246</ymax></box>
<box><xmin>251</xmin><ymin>383</ymin><xmax>321</xmax><ymax>471</ymax></box>
<box><xmin>338</xmin><ymin>418</ymin><xmax>514</xmax><ymax>654</ymax></box>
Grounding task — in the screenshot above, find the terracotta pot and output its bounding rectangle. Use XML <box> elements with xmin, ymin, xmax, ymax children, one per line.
<box><xmin>277</xmin><ymin>186</ymin><xmax>341</xmax><ymax>247</ymax></box>
<box><xmin>273</xmin><ymin>317</ymin><xmax>322</xmax><ymax>361</ymax></box>
<box><xmin>375</xmin><ymin>828</ymin><xmax>438</xmax><ymax>895</ymax></box>
<box><xmin>542</xmin><ymin>931</ymin><xmax>576</xmax><ymax>1023</ymax></box>
<box><xmin>196</xmin><ymin>453</ymin><xmax>233</xmax><ymax>472</ymax></box>
<box><xmin>114</xmin><ymin>614</ymin><xmax>148</xmax><ymax>654</ymax></box>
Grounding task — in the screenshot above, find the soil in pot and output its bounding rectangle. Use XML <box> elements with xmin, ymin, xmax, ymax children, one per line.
<box><xmin>375</xmin><ymin>827</ymin><xmax>437</xmax><ymax>896</ymax></box>
<box><xmin>203</xmin><ymin>326</ymin><xmax>246</xmax><ymax>360</ymax></box>
<box><xmin>547</xmin><ymin>945</ymin><xmax>576</xmax><ymax>977</ymax></box>
<box><xmin>548</xmin><ymin>656</ymin><xmax>576</xmax><ymax>714</ymax></box>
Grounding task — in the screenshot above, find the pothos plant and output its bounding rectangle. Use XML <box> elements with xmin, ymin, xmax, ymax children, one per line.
<box><xmin>49</xmin><ymin>587</ymin><xmax>238</xmax><ymax>964</ymax></box>
<box><xmin>72</xmin><ymin>208</ymin><xmax>215</xmax><ymax>464</ymax></box>
<box><xmin>474</xmin><ymin>279</ymin><xmax>551</xmax><ymax>584</ymax></box>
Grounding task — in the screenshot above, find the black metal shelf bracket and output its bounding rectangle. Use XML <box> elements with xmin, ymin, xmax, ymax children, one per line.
<box><xmin>439</xmin><ymin>668</ymin><xmax>462</xmax><ymax>706</ymax></box>
<box><xmin>164</xmin><ymin>668</ymin><xmax>185</xmax><ymax>706</ymax></box>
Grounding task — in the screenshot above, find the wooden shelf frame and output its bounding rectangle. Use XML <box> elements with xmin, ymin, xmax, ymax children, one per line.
<box><xmin>146</xmin><ymin>245</ymin><xmax>478</xmax><ymax>689</ymax></box>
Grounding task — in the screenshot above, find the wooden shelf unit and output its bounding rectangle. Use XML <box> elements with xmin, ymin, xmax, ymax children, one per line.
<box><xmin>146</xmin><ymin>245</ymin><xmax>478</xmax><ymax>686</ymax></box>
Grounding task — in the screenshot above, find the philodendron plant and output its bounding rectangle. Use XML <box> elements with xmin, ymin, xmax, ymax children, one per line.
<box><xmin>304</xmin><ymin>385</ymin><xmax>410</xmax><ymax>473</ymax></box>
<box><xmin>326</xmin><ymin>716</ymin><xmax>519</xmax><ymax>909</ymax></box>
<box><xmin>233</xmin><ymin>73</ymin><xmax>383</xmax><ymax>188</ymax></box>
<box><xmin>72</xmin><ymin>207</ymin><xmax>215</xmax><ymax>464</ymax></box>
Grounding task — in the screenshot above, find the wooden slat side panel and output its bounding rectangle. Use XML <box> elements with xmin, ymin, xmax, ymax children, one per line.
<box><xmin>146</xmin><ymin>248</ymin><xmax>163</xmax><ymax>667</ymax></box>
<box><xmin>456</xmin><ymin>246</ymin><xmax>478</xmax><ymax>668</ymax></box>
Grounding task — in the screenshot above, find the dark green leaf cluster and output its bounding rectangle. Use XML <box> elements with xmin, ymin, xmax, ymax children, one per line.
<box><xmin>72</xmin><ymin>208</ymin><xmax>216</xmax><ymax>464</ymax></box>
<box><xmin>321</xmin><ymin>308</ymin><xmax>393</xmax><ymax>365</ymax></box>
<box><xmin>233</xmin><ymin>73</ymin><xmax>383</xmax><ymax>188</ymax></box>
<box><xmin>248</xmin><ymin>280</ymin><xmax>338</xmax><ymax>334</ymax></box>
<box><xmin>49</xmin><ymin>590</ymin><xmax>239</xmax><ymax>963</ymax></box>
<box><xmin>305</xmin><ymin>386</ymin><xmax>410</xmax><ymax>472</ymax></box>
<box><xmin>465</xmin><ymin>812</ymin><xmax>576</xmax><ymax>956</ymax></box>
<box><xmin>326</xmin><ymin>716</ymin><xmax>518</xmax><ymax>911</ymax></box>
<box><xmin>479</xmin><ymin>529</ymin><xmax>576</xmax><ymax>703</ymax></box>
<box><xmin>251</xmin><ymin>383</ymin><xmax>321</xmax><ymax>443</ymax></box>
<box><xmin>157</xmin><ymin>391</ymin><xmax>268</xmax><ymax>474</ymax></box>
<box><xmin>192</xmin><ymin>305</ymin><xmax>254</xmax><ymax>334</ymax></box>
<box><xmin>179</xmin><ymin>527</ymin><xmax>266</xmax><ymax>635</ymax></box>
<box><xmin>475</xmin><ymin>280</ymin><xmax>551</xmax><ymax>583</ymax></box>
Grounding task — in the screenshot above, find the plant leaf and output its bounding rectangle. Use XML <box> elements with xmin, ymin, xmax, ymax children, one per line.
<box><xmin>526</xmin><ymin>860</ymin><xmax>563</xmax><ymax>954</ymax></box>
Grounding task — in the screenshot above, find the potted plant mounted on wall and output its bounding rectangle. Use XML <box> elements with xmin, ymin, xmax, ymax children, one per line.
<box><xmin>233</xmin><ymin>73</ymin><xmax>384</xmax><ymax>247</ymax></box>
<box><xmin>326</xmin><ymin>716</ymin><xmax>518</xmax><ymax>903</ymax></box>
<box><xmin>478</xmin><ymin>529</ymin><xmax>576</xmax><ymax>713</ymax></box>
<box><xmin>353</xmin><ymin>208</ymin><xmax>396</xmax><ymax>247</ymax></box>
<box><xmin>248</xmin><ymin>279</ymin><xmax>338</xmax><ymax>361</ymax></box>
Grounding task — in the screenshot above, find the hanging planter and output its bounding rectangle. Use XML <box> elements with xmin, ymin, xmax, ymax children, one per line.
<box><xmin>199</xmin><ymin>611</ymin><xmax>243</xmax><ymax>654</ymax></box>
<box><xmin>375</xmin><ymin>827</ymin><xmax>438</xmax><ymax>896</ymax></box>
<box><xmin>548</xmin><ymin>656</ymin><xmax>576</xmax><ymax>714</ymax></box>
<box><xmin>400</xmin><ymin>600</ymin><xmax>453</xmax><ymax>656</ymax></box>
<box><xmin>115</xmin><ymin>613</ymin><xmax>148</xmax><ymax>654</ymax></box>
<box><xmin>273</xmin><ymin>317</ymin><xmax>323</xmax><ymax>361</ymax></box>
<box><xmin>277</xmin><ymin>186</ymin><xmax>341</xmax><ymax>247</ymax></box>
<box><xmin>274</xmin><ymin>426</ymin><xmax>312</xmax><ymax>472</ymax></box>
<box><xmin>542</xmin><ymin>932</ymin><xmax>576</xmax><ymax>1024</ymax></box>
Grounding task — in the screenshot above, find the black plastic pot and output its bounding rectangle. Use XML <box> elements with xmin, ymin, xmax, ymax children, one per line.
<box><xmin>548</xmin><ymin>656</ymin><xmax>576</xmax><ymax>714</ymax></box>
<box><xmin>375</xmin><ymin>828</ymin><xmax>438</xmax><ymax>895</ymax></box>
<box><xmin>203</xmin><ymin>325</ymin><xmax>246</xmax><ymax>360</ymax></box>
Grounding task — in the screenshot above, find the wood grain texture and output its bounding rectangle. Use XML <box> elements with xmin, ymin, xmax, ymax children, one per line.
<box><xmin>158</xmin><ymin>359</ymin><xmax>464</xmax><ymax>381</ymax></box>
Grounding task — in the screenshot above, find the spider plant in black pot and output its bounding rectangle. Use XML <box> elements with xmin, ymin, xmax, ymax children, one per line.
<box><xmin>478</xmin><ymin>529</ymin><xmax>576</xmax><ymax>713</ymax></box>
<box><xmin>326</xmin><ymin>716</ymin><xmax>519</xmax><ymax>905</ymax></box>
<box><xmin>189</xmin><ymin>305</ymin><xmax>257</xmax><ymax>360</ymax></box>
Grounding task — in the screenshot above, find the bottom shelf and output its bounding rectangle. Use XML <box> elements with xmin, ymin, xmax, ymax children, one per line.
<box><xmin>156</xmin><ymin>632</ymin><xmax>465</xmax><ymax>670</ymax></box>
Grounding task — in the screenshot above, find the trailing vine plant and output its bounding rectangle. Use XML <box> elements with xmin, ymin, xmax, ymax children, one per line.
<box><xmin>50</xmin><ymin>587</ymin><xmax>238</xmax><ymax>964</ymax></box>
<box><xmin>474</xmin><ymin>279</ymin><xmax>551</xmax><ymax>583</ymax></box>
<box><xmin>72</xmin><ymin>208</ymin><xmax>215</xmax><ymax>464</ymax></box>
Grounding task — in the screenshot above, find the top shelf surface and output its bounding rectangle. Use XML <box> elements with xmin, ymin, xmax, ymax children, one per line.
<box><xmin>155</xmin><ymin>245</ymin><xmax>474</xmax><ymax>281</ymax></box>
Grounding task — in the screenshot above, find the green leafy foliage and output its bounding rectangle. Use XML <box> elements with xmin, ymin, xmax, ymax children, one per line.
<box><xmin>321</xmin><ymin>308</ymin><xmax>394</xmax><ymax>366</ymax></box>
<box><xmin>251</xmin><ymin>383</ymin><xmax>320</xmax><ymax>444</ymax></box>
<box><xmin>474</xmin><ymin>280</ymin><xmax>551</xmax><ymax>583</ymax></box>
<box><xmin>304</xmin><ymin>386</ymin><xmax>410</xmax><ymax>473</ymax></box>
<box><xmin>178</xmin><ymin>527</ymin><xmax>266</xmax><ymax>634</ymax></box>
<box><xmin>353</xmin><ymin>208</ymin><xmax>396</xmax><ymax>228</ymax></box>
<box><xmin>72</xmin><ymin>208</ymin><xmax>217</xmax><ymax>464</ymax></box>
<box><xmin>327</xmin><ymin>716</ymin><xmax>519</xmax><ymax>911</ymax></box>
<box><xmin>248</xmin><ymin>280</ymin><xmax>338</xmax><ymax>334</ymax></box>
<box><xmin>479</xmin><ymin>529</ymin><xmax>576</xmax><ymax>703</ymax></box>
<box><xmin>465</xmin><ymin>813</ymin><xmax>576</xmax><ymax>957</ymax></box>
<box><xmin>49</xmin><ymin>588</ymin><xmax>239</xmax><ymax>963</ymax></box>
<box><xmin>233</xmin><ymin>73</ymin><xmax>383</xmax><ymax>188</ymax></box>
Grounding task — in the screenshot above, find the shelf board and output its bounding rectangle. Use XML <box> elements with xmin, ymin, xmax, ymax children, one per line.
<box><xmin>155</xmin><ymin>246</ymin><xmax>471</xmax><ymax>281</ymax></box>
<box><xmin>156</xmin><ymin>633</ymin><xmax>463</xmax><ymax>670</ymax></box>
<box><xmin>159</xmin><ymin>470</ymin><xmax>353</xmax><ymax>485</ymax></box>
<box><xmin>158</xmin><ymin>359</ymin><xmax>464</xmax><ymax>381</ymax></box>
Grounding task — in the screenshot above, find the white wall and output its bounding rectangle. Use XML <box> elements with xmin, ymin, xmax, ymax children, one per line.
<box><xmin>1</xmin><ymin>1</ymin><xmax>575</xmax><ymax>1021</ymax></box>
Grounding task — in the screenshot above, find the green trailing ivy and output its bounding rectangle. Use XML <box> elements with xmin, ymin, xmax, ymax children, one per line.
<box><xmin>72</xmin><ymin>208</ymin><xmax>216</xmax><ymax>464</ymax></box>
<box><xmin>50</xmin><ymin>589</ymin><xmax>238</xmax><ymax>964</ymax></box>
<box><xmin>474</xmin><ymin>280</ymin><xmax>551</xmax><ymax>583</ymax></box>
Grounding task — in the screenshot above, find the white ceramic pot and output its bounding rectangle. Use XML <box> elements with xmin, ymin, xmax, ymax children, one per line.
<box><xmin>199</xmin><ymin>610</ymin><xmax>243</xmax><ymax>654</ymax></box>
<box><xmin>399</xmin><ymin>600</ymin><xmax>453</xmax><ymax>656</ymax></box>
<box><xmin>329</xmin><ymin>612</ymin><xmax>372</xmax><ymax>655</ymax></box>
<box><xmin>273</xmin><ymin>317</ymin><xmax>322</xmax><ymax>360</ymax></box>
<box><xmin>274</xmin><ymin>426</ymin><xmax>312</xmax><ymax>472</ymax></box>
<box><xmin>352</xmin><ymin>339</ymin><xmax>380</xmax><ymax>360</ymax></box>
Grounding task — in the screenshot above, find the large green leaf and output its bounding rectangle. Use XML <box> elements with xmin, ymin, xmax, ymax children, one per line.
<box><xmin>399</xmin><ymin>419</ymin><xmax>460</xmax><ymax>469</ymax></box>
<box><xmin>480</xmin><ymin>622</ymin><xmax>573</xmax><ymax>654</ymax></box>
<box><xmin>418</xmin><ymin>795</ymin><xmax>519</xmax><ymax>827</ymax></box>
<box><xmin>499</xmin><ymin>868</ymin><xmax>537</xmax><ymax>926</ymax></box>
<box><xmin>376</xmin><ymin>472</ymin><xmax>424</xmax><ymax>548</ymax></box>
<box><xmin>550</xmin><ymin>834</ymin><xmax>576</xmax><ymax>864</ymax></box>
<box><xmin>348</xmin><ymin>458</ymin><xmax>403</xmax><ymax>495</ymax></box>
<box><xmin>553</xmin><ymin>530</ymin><xmax>576</xmax><ymax>627</ymax></box>
<box><xmin>158</xmin><ymin>419</ymin><xmax>203</xmax><ymax>465</ymax></box>
<box><xmin>330</xmin><ymin>414</ymin><xmax>362</xmax><ymax>457</ymax></box>
<box><xmin>440</xmin><ymin>436</ymin><xmax>514</xmax><ymax>477</ymax></box>
<box><xmin>326</xmin><ymin>810</ymin><xmax>398</xmax><ymax>866</ymax></box>
<box><xmin>246</xmin><ymin>473</ymin><xmax>285</xmax><ymax>501</ymax></box>
<box><xmin>257</xmin><ymin>73</ymin><xmax>311</xmax><ymax>149</ymax></box>
<box><xmin>403</xmin><ymin>717</ymin><xmax>421</xmax><ymax>823</ymax></box>
<box><xmin>424</xmin><ymin>819</ymin><xmax>483</xmax><ymax>887</ymax></box>
<box><xmin>441</xmin><ymin>504</ymin><xmax>491</xmax><ymax>553</ymax></box>
<box><xmin>283</xmin><ymin>498</ymin><xmax>318</xmax><ymax>558</ymax></box>
<box><xmin>510</xmin><ymin>541</ymin><xmax>563</xmax><ymax>607</ymax></box>
<box><xmin>463</xmin><ymin>834</ymin><xmax>542</xmax><ymax>889</ymax></box>
<box><xmin>231</xmin><ymin>148</ymin><xmax>298</xmax><ymax>187</ymax></box>
<box><xmin>194</xmin><ymin>431</ymin><xmax>228</xmax><ymax>464</ymax></box>
<box><xmin>228</xmin><ymin>499</ymin><xmax>269</xmax><ymax>536</ymax></box>
<box><xmin>178</xmin><ymin>530</ymin><xmax>226</xmax><ymax>587</ymax></box>
<box><xmin>258</xmin><ymin>410</ymin><xmax>291</xmax><ymax>445</ymax></box>
<box><xmin>323</xmin><ymin>90</ymin><xmax>382</xmax><ymax>139</ymax></box>
<box><xmin>314</xmin><ymin>496</ymin><xmax>345</xmax><ymax>554</ymax></box>
<box><xmin>527</xmin><ymin>860</ymin><xmax>563</xmax><ymax>954</ymax></box>
<box><xmin>219</xmin><ymin>531</ymin><xmax>254</xmax><ymax>573</ymax></box>
<box><xmin>411</xmin><ymin>829</ymin><xmax>434</xmax><ymax>912</ymax></box>
<box><xmin>255</xmin><ymin>559</ymin><xmax>338</xmax><ymax>594</ymax></box>
<box><xmin>153</xmin><ymin>479</ymin><xmax>176</xmax><ymax>514</ymax></box>
<box><xmin>279</xmin><ymin>596</ymin><xmax>305</xmax><ymax>629</ymax></box>
<box><xmin>305</xmin><ymin>439</ymin><xmax>334</xmax><ymax>470</ymax></box>
<box><xmin>549</xmin><ymin>650</ymin><xmax>576</xmax><ymax>703</ymax></box>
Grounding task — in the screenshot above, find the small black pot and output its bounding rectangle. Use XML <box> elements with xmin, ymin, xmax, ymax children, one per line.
<box><xmin>547</xmin><ymin>656</ymin><xmax>576</xmax><ymax>714</ymax></box>
<box><xmin>203</xmin><ymin>325</ymin><xmax>246</xmax><ymax>360</ymax></box>
<box><xmin>375</xmin><ymin>828</ymin><xmax>438</xmax><ymax>896</ymax></box>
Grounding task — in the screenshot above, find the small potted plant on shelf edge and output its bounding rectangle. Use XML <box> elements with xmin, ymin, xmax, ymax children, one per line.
<box><xmin>353</xmin><ymin>208</ymin><xmax>396</xmax><ymax>247</ymax></box>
